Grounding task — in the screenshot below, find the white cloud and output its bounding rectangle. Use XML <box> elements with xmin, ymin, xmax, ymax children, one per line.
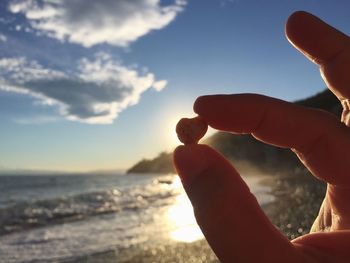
<box><xmin>9</xmin><ymin>0</ymin><xmax>186</xmax><ymax>47</ymax></box>
<box><xmin>0</xmin><ymin>57</ymin><xmax>66</xmax><ymax>83</ymax></box>
<box><xmin>13</xmin><ymin>116</ymin><xmax>60</xmax><ymax>125</ymax></box>
<box><xmin>153</xmin><ymin>79</ymin><xmax>168</xmax><ymax>91</ymax></box>
<box><xmin>0</xmin><ymin>34</ymin><xmax>7</xmax><ymax>42</ymax></box>
<box><xmin>0</xmin><ymin>54</ymin><xmax>167</xmax><ymax>124</ymax></box>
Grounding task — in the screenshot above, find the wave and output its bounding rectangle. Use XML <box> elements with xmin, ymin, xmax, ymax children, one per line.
<box><xmin>0</xmin><ymin>176</ymin><xmax>178</xmax><ymax>236</ymax></box>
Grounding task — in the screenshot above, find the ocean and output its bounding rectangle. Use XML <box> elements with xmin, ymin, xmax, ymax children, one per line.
<box><xmin>0</xmin><ymin>173</ymin><xmax>274</xmax><ymax>263</ymax></box>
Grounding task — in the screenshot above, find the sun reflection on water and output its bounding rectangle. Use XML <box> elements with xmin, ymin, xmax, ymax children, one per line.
<box><xmin>166</xmin><ymin>177</ymin><xmax>204</xmax><ymax>243</ymax></box>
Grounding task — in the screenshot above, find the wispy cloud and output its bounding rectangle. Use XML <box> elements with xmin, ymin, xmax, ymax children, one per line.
<box><xmin>220</xmin><ymin>0</ymin><xmax>237</xmax><ymax>7</ymax></box>
<box><xmin>0</xmin><ymin>34</ymin><xmax>7</xmax><ymax>42</ymax></box>
<box><xmin>0</xmin><ymin>53</ymin><xmax>167</xmax><ymax>124</ymax></box>
<box><xmin>9</xmin><ymin>0</ymin><xmax>186</xmax><ymax>47</ymax></box>
<box><xmin>13</xmin><ymin>115</ymin><xmax>60</xmax><ymax>125</ymax></box>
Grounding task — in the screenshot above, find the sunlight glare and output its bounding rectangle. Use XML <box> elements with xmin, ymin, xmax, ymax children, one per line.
<box><xmin>164</xmin><ymin>115</ymin><xmax>185</xmax><ymax>149</ymax></box>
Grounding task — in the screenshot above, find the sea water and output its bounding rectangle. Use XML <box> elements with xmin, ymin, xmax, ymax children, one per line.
<box><xmin>0</xmin><ymin>173</ymin><xmax>274</xmax><ymax>262</ymax></box>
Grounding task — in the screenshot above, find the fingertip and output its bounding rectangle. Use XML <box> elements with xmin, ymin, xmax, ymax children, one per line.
<box><xmin>193</xmin><ymin>95</ymin><xmax>209</xmax><ymax>114</ymax></box>
<box><xmin>193</xmin><ymin>95</ymin><xmax>228</xmax><ymax>123</ymax></box>
<box><xmin>173</xmin><ymin>144</ymin><xmax>212</xmax><ymax>185</ymax></box>
<box><xmin>173</xmin><ymin>144</ymin><xmax>189</xmax><ymax>165</ymax></box>
<box><xmin>173</xmin><ymin>144</ymin><xmax>185</xmax><ymax>153</ymax></box>
<box><xmin>286</xmin><ymin>10</ymin><xmax>312</xmax><ymax>26</ymax></box>
<box><xmin>285</xmin><ymin>10</ymin><xmax>314</xmax><ymax>44</ymax></box>
<box><xmin>173</xmin><ymin>143</ymin><xmax>204</xmax><ymax>158</ymax></box>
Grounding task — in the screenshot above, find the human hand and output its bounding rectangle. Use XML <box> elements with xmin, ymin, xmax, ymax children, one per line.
<box><xmin>173</xmin><ymin>11</ymin><xmax>350</xmax><ymax>263</ymax></box>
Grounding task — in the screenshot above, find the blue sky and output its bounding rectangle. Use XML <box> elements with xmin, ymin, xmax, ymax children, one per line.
<box><xmin>0</xmin><ymin>0</ymin><xmax>350</xmax><ymax>172</ymax></box>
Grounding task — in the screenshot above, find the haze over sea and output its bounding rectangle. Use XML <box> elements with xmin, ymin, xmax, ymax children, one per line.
<box><xmin>0</xmin><ymin>173</ymin><xmax>273</xmax><ymax>263</ymax></box>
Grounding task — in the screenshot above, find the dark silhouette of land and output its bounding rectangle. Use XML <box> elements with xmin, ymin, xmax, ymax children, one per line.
<box><xmin>127</xmin><ymin>89</ymin><xmax>341</xmax><ymax>175</ymax></box>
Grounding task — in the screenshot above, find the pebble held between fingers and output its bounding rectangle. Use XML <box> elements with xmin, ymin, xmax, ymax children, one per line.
<box><xmin>176</xmin><ymin>116</ymin><xmax>208</xmax><ymax>145</ymax></box>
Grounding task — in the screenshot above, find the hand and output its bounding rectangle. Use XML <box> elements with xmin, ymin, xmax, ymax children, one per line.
<box><xmin>173</xmin><ymin>11</ymin><xmax>350</xmax><ymax>263</ymax></box>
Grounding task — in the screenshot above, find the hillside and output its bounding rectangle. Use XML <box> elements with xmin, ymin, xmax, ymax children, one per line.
<box><xmin>126</xmin><ymin>90</ymin><xmax>341</xmax><ymax>174</ymax></box>
<box><xmin>126</xmin><ymin>152</ymin><xmax>175</xmax><ymax>174</ymax></box>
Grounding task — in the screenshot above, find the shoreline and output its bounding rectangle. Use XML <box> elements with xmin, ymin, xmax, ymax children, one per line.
<box><xmin>67</xmin><ymin>172</ymin><xmax>326</xmax><ymax>263</ymax></box>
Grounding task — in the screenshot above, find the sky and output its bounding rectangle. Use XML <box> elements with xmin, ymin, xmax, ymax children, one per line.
<box><xmin>0</xmin><ymin>0</ymin><xmax>350</xmax><ymax>172</ymax></box>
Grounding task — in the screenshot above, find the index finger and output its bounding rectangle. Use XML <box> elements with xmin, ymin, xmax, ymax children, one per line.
<box><xmin>194</xmin><ymin>94</ymin><xmax>350</xmax><ymax>186</ymax></box>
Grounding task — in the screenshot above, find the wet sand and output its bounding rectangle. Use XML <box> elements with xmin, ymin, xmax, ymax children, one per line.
<box><xmin>69</xmin><ymin>171</ymin><xmax>326</xmax><ymax>263</ymax></box>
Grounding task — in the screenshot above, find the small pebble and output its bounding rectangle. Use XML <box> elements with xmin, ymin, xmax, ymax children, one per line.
<box><xmin>176</xmin><ymin>116</ymin><xmax>208</xmax><ymax>145</ymax></box>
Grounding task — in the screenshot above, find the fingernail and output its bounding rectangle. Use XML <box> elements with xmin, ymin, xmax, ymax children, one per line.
<box><xmin>173</xmin><ymin>145</ymin><xmax>208</xmax><ymax>185</ymax></box>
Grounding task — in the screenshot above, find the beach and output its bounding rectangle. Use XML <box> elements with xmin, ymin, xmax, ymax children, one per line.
<box><xmin>114</xmin><ymin>172</ymin><xmax>326</xmax><ymax>263</ymax></box>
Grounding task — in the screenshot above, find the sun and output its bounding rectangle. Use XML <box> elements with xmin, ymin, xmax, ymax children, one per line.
<box><xmin>162</xmin><ymin>113</ymin><xmax>191</xmax><ymax>150</ymax></box>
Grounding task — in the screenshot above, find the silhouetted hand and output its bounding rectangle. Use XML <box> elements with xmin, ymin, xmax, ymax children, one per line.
<box><xmin>173</xmin><ymin>11</ymin><xmax>350</xmax><ymax>263</ymax></box>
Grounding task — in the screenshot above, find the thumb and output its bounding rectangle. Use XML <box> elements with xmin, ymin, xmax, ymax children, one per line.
<box><xmin>173</xmin><ymin>144</ymin><xmax>303</xmax><ymax>263</ymax></box>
